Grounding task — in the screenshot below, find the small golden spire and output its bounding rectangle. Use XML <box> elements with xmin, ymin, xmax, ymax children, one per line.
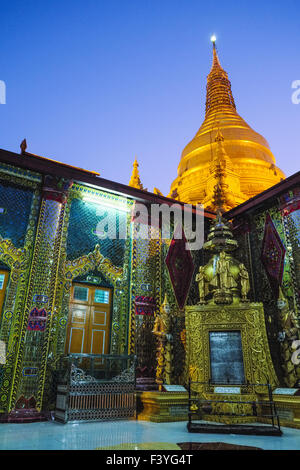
<box><xmin>212</xmin><ymin>129</ymin><xmax>232</xmax><ymax>170</ymax></box>
<box><xmin>129</xmin><ymin>158</ymin><xmax>144</xmax><ymax>190</ymax></box>
<box><xmin>161</xmin><ymin>293</ymin><xmax>169</xmax><ymax>311</ymax></box>
<box><xmin>153</xmin><ymin>187</ymin><xmax>164</xmax><ymax>196</ymax></box>
<box><xmin>210</xmin><ymin>131</ymin><xmax>235</xmax><ymax>212</ymax></box>
<box><xmin>209</xmin><ymin>129</ymin><xmax>229</xmax><ymax>168</ymax></box>
<box><xmin>215</xmin><ymin>127</ymin><xmax>224</xmax><ymax>142</ymax></box>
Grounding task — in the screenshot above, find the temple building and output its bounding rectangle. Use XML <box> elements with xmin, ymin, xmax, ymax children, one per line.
<box><xmin>168</xmin><ymin>41</ymin><xmax>285</xmax><ymax>212</ymax></box>
<box><xmin>0</xmin><ymin>40</ymin><xmax>299</xmax><ymax>441</ymax></box>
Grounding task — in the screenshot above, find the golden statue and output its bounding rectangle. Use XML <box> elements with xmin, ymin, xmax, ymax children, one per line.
<box><xmin>217</xmin><ymin>251</ymin><xmax>230</xmax><ymax>290</ymax></box>
<box><xmin>208</xmin><ymin>251</ymin><xmax>237</xmax><ymax>304</ymax></box>
<box><xmin>152</xmin><ymin>294</ymin><xmax>173</xmax><ymax>391</ymax></box>
<box><xmin>198</xmin><ymin>214</ymin><xmax>253</xmax><ymax>306</ymax></box>
<box><xmin>211</xmin><ymin>251</ymin><xmax>236</xmax><ymax>291</ymax></box>
<box><xmin>196</xmin><ymin>266</ymin><xmax>208</xmax><ymax>304</ymax></box>
<box><xmin>277</xmin><ymin>288</ymin><xmax>300</xmax><ymax>387</ymax></box>
<box><xmin>239</xmin><ymin>263</ymin><xmax>250</xmax><ymax>301</ymax></box>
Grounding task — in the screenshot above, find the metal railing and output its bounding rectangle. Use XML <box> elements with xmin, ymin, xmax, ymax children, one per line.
<box><xmin>58</xmin><ymin>353</ymin><xmax>136</xmax><ymax>383</ymax></box>
<box><xmin>187</xmin><ymin>379</ymin><xmax>282</xmax><ymax>436</ymax></box>
<box><xmin>54</xmin><ymin>353</ymin><xmax>137</xmax><ymax>423</ymax></box>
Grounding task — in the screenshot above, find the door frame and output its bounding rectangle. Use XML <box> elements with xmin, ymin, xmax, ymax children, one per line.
<box><xmin>66</xmin><ymin>281</ymin><xmax>113</xmax><ymax>355</ymax></box>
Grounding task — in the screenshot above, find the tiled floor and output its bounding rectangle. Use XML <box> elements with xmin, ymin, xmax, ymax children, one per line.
<box><xmin>0</xmin><ymin>419</ymin><xmax>300</xmax><ymax>450</ymax></box>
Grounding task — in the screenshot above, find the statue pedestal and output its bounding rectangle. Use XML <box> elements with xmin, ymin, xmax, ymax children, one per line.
<box><xmin>137</xmin><ymin>391</ymin><xmax>189</xmax><ymax>422</ymax></box>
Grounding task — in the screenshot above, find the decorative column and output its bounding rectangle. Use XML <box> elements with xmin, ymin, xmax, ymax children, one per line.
<box><xmin>9</xmin><ymin>175</ymin><xmax>72</xmax><ymax>419</ymax></box>
<box><xmin>129</xmin><ymin>220</ymin><xmax>162</xmax><ymax>390</ymax></box>
<box><xmin>279</xmin><ymin>189</ymin><xmax>300</xmax><ymax>313</ymax></box>
<box><xmin>277</xmin><ymin>190</ymin><xmax>300</xmax><ymax>387</ymax></box>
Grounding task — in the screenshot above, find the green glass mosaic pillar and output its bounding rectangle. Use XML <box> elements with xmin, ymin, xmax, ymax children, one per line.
<box><xmin>0</xmin><ymin>183</ymin><xmax>41</xmax><ymax>416</ymax></box>
<box><xmin>130</xmin><ymin>224</ymin><xmax>162</xmax><ymax>384</ymax></box>
<box><xmin>9</xmin><ymin>176</ymin><xmax>72</xmax><ymax>414</ymax></box>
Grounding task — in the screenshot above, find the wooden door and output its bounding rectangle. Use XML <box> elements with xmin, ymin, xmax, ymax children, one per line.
<box><xmin>65</xmin><ymin>284</ymin><xmax>112</xmax><ymax>355</ymax></box>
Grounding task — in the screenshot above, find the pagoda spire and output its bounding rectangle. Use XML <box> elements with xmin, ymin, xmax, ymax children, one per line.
<box><xmin>129</xmin><ymin>158</ymin><xmax>144</xmax><ymax>190</ymax></box>
<box><xmin>205</xmin><ymin>41</ymin><xmax>236</xmax><ymax>117</ymax></box>
<box><xmin>211</xmin><ymin>41</ymin><xmax>222</xmax><ymax>70</ymax></box>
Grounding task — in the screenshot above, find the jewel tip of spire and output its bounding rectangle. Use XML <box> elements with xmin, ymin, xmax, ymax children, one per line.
<box><xmin>210</xmin><ymin>34</ymin><xmax>217</xmax><ymax>44</ymax></box>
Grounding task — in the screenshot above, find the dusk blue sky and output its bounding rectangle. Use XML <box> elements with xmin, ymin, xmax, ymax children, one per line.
<box><xmin>0</xmin><ymin>0</ymin><xmax>299</xmax><ymax>196</ymax></box>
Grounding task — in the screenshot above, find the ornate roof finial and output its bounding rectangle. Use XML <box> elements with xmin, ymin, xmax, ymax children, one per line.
<box><xmin>215</xmin><ymin>127</ymin><xmax>225</xmax><ymax>142</ymax></box>
<box><xmin>161</xmin><ymin>293</ymin><xmax>170</xmax><ymax>315</ymax></box>
<box><xmin>153</xmin><ymin>187</ymin><xmax>164</xmax><ymax>196</ymax></box>
<box><xmin>129</xmin><ymin>158</ymin><xmax>144</xmax><ymax>190</ymax></box>
<box><xmin>210</xmin><ymin>36</ymin><xmax>222</xmax><ymax>70</ymax></box>
<box><xmin>210</xmin><ymin>128</ymin><xmax>232</xmax><ymax>171</ymax></box>
<box><xmin>210</xmin><ymin>131</ymin><xmax>235</xmax><ymax>213</ymax></box>
<box><xmin>20</xmin><ymin>138</ymin><xmax>27</xmax><ymax>154</ymax></box>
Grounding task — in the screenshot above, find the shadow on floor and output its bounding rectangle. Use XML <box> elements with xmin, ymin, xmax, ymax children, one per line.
<box><xmin>178</xmin><ymin>442</ymin><xmax>262</xmax><ymax>450</ymax></box>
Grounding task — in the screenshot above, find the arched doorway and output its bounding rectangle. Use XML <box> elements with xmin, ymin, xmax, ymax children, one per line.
<box><xmin>65</xmin><ymin>282</ymin><xmax>112</xmax><ymax>355</ymax></box>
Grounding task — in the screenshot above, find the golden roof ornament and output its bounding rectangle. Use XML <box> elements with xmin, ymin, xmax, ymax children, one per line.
<box><xmin>203</xmin><ymin>208</ymin><xmax>238</xmax><ymax>253</ymax></box>
<box><xmin>129</xmin><ymin>158</ymin><xmax>144</xmax><ymax>190</ymax></box>
<box><xmin>161</xmin><ymin>293</ymin><xmax>170</xmax><ymax>314</ymax></box>
<box><xmin>153</xmin><ymin>187</ymin><xmax>164</xmax><ymax>196</ymax></box>
<box><xmin>206</xmin><ymin>129</ymin><xmax>240</xmax><ymax>212</ymax></box>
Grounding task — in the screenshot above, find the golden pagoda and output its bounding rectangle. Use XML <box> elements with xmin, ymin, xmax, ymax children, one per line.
<box><xmin>169</xmin><ymin>39</ymin><xmax>285</xmax><ymax>211</ymax></box>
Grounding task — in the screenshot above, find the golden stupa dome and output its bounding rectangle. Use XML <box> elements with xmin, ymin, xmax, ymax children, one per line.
<box><xmin>169</xmin><ymin>41</ymin><xmax>285</xmax><ymax>210</ymax></box>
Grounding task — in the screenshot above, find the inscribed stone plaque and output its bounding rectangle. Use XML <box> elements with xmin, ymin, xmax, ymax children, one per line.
<box><xmin>209</xmin><ymin>331</ymin><xmax>245</xmax><ymax>384</ymax></box>
<box><xmin>163</xmin><ymin>385</ymin><xmax>187</xmax><ymax>392</ymax></box>
<box><xmin>273</xmin><ymin>388</ymin><xmax>300</xmax><ymax>396</ymax></box>
<box><xmin>214</xmin><ymin>387</ymin><xmax>241</xmax><ymax>394</ymax></box>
